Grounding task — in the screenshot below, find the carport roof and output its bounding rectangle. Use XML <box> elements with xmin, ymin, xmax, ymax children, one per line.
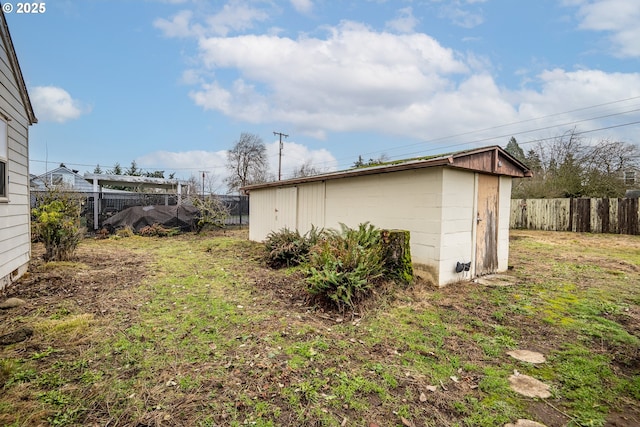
<box><xmin>84</xmin><ymin>174</ymin><xmax>189</xmax><ymax>191</ymax></box>
<box><xmin>242</xmin><ymin>145</ymin><xmax>532</xmax><ymax>193</ymax></box>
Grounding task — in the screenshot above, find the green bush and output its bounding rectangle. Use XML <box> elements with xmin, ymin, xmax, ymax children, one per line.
<box><xmin>31</xmin><ymin>190</ymin><xmax>84</xmax><ymax>261</ymax></box>
<box><xmin>264</xmin><ymin>226</ymin><xmax>323</xmax><ymax>268</ymax></box>
<box><xmin>306</xmin><ymin>222</ymin><xmax>386</xmax><ymax>311</ymax></box>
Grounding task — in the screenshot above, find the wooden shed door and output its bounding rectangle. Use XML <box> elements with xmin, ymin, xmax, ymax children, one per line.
<box><xmin>475</xmin><ymin>175</ymin><xmax>499</xmax><ymax>276</ymax></box>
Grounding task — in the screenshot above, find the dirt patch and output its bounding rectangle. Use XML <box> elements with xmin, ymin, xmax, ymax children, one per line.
<box><xmin>1</xmin><ymin>243</ymin><xmax>150</xmax><ymax>320</ymax></box>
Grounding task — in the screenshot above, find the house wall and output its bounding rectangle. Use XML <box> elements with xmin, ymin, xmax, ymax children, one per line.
<box><xmin>0</xmin><ymin>33</ymin><xmax>31</xmax><ymax>289</ymax></box>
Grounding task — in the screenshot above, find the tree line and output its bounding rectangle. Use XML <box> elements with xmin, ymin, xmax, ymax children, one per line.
<box><xmin>506</xmin><ymin>130</ymin><xmax>639</xmax><ymax>199</ymax></box>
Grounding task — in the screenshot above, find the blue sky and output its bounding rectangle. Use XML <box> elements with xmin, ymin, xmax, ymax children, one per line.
<box><xmin>5</xmin><ymin>0</ymin><xmax>640</xmax><ymax>190</ymax></box>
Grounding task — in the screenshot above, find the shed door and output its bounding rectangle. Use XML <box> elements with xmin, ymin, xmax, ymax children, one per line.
<box><xmin>276</xmin><ymin>187</ymin><xmax>298</xmax><ymax>230</ymax></box>
<box><xmin>475</xmin><ymin>174</ymin><xmax>499</xmax><ymax>276</ymax></box>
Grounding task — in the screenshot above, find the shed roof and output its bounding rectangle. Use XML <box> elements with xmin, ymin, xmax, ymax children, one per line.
<box><xmin>242</xmin><ymin>145</ymin><xmax>532</xmax><ymax>193</ymax></box>
<box><xmin>0</xmin><ymin>10</ymin><xmax>37</xmax><ymax>125</ymax></box>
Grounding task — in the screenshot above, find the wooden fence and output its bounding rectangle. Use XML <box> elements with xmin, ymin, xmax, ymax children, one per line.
<box><xmin>510</xmin><ymin>198</ymin><xmax>640</xmax><ymax>235</ymax></box>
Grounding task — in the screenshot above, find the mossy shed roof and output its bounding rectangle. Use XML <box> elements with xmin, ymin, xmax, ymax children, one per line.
<box><xmin>242</xmin><ymin>145</ymin><xmax>532</xmax><ymax>193</ymax></box>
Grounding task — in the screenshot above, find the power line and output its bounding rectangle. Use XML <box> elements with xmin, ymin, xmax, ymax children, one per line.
<box><xmin>310</xmin><ymin>103</ymin><xmax>640</xmax><ymax>171</ymax></box>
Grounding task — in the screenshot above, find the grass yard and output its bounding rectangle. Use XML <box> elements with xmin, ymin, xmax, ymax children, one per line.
<box><xmin>0</xmin><ymin>229</ymin><xmax>638</xmax><ymax>426</ymax></box>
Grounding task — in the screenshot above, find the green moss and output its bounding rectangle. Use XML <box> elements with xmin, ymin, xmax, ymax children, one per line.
<box><xmin>381</xmin><ymin>229</ymin><xmax>414</xmax><ymax>285</ymax></box>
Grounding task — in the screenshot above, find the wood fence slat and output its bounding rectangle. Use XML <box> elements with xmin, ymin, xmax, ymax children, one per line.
<box><xmin>510</xmin><ymin>198</ymin><xmax>640</xmax><ymax>235</ymax></box>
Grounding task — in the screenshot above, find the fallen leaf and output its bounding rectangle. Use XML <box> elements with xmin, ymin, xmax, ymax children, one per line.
<box><xmin>450</xmin><ymin>375</ymin><xmax>459</xmax><ymax>383</ymax></box>
<box><xmin>419</xmin><ymin>392</ymin><xmax>427</xmax><ymax>402</ymax></box>
<box><xmin>401</xmin><ymin>417</ymin><xmax>415</xmax><ymax>427</ymax></box>
<box><xmin>426</xmin><ymin>385</ymin><xmax>437</xmax><ymax>392</ymax></box>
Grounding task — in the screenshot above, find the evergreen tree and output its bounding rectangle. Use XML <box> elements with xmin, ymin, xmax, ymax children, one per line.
<box><xmin>125</xmin><ymin>160</ymin><xmax>141</xmax><ymax>176</ymax></box>
<box><xmin>110</xmin><ymin>163</ymin><xmax>122</xmax><ymax>175</ymax></box>
<box><xmin>505</xmin><ymin>137</ymin><xmax>526</xmax><ymax>163</ymax></box>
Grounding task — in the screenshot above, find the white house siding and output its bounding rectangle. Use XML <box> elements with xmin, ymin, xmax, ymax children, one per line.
<box><xmin>0</xmin><ymin>29</ymin><xmax>32</xmax><ymax>289</ymax></box>
<box><xmin>437</xmin><ymin>169</ymin><xmax>476</xmax><ymax>285</ymax></box>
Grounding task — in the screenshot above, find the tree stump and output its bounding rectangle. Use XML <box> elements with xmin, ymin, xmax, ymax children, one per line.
<box><xmin>381</xmin><ymin>229</ymin><xmax>414</xmax><ymax>285</ymax></box>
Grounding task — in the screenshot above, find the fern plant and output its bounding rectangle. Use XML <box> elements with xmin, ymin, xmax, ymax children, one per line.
<box><xmin>264</xmin><ymin>225</ymin><xmax>323</xmax><ymax>268</ymax></box>
<box><xmin>306</xmin><ymin>222</ymin><xmax>385</xmax><ymax>311</ymax></box>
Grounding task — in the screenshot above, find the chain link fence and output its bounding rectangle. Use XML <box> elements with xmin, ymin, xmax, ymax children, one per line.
<box><xmin>31</xmin><ymin>191</ymin><xmax>249</xmax><ymax>231</ymax></box>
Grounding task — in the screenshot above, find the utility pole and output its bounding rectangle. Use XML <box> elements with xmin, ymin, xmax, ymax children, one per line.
<box><xmin>273</xmin><ymin>131</ymin><xmax>289</xmax><ymax>180</ymax></box>
<box><xmin>199</xmin><ymin>170</ymin><xmax>207</xmax><ymax>200</ymax></box>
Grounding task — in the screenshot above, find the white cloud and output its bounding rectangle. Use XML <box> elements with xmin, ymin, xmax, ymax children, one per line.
<box><xmin>31</xmin><ymin>86</ymin><xmax>89</xmax><ymax>123</ymax></box>
<box><xmin>385</xmin><ymin>7</ymin><xmax>419</xmax><ymax>34</ymax></box>
<box><xmin>154</xmin><ymin>10</ymin><xmax>197</xmax><ymax>38</ymax></box>
<box><xmin>138</xmin><ymin>149</ymin><xmax>227</xmax><ymax>172</ymax></box>
<box><xmin>290</xmin><ymin>0</ymin><xmax>313</xmax><ymax>15</ymax></box>
<box><xmin>516</xmin><ymin>69</ymin><xmax>640</xmax><ymax>124</ymax></box>
<box><xmin>266</xmin><ymin>140</ymin><xmax>337</xmax><ymax>179</ymax></box>
<box><xmin>204</xmin><ymin>0</ymin><xmax>270</xmax><ymax>36</ymax></box>
<box><xmin>188</xmin><ymin>21</ymin><xmax>468</xmax><ymax>136</ymax></box>
<box><xmin>571</xmin><ymin>0</ymin><xmax>640</xmax><ymax>57</ymax></box>
<box><xmin>436</xmin><ymin>0</ymin><xmax>485</xmax><ymax>28</ymax></box>
<box><xmin>137</xmin><ymin>141</ymin><xmax>336</xmax><ymax>188</ymax></box>
<box><xmin>157</xmin><ymin>3</ymin><xmax>640</xmax><ymax>157</ymax></box>
<box><xmin>155</xmin><ymin>1</ymin><xmax>270</xmax><ymax>38</ymax></box>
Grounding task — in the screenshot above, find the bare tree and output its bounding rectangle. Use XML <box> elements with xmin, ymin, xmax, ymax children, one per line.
<box><xmin>512</xmin><ymin>128</ymin><xmax>639</xmax><ymax>199</ymax></box>
<box><xmin>291</xmin><ymin>160</ymin><xmax>320</xmax><ymax>178</ymax></box>
<box><xmin>581</xmin><ymin>139</ymin><xmax>640</xmax><ymax>197</ymax></box>
<box><xmin>225</xmin><ymin>133</ymin><xmax>269</xmax><ymax>193</ymax></box>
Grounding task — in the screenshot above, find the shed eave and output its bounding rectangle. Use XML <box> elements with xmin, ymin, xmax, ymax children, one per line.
<box><xmin>242</xmin><ymin>145</ymin><xmax>531</xmax><ymax>193</ymax></box>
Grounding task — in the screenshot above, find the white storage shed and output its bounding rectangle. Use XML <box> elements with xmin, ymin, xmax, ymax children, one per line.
<box><xmin>243</xmin><ymin>145</ymin><xmax>531</xmax><ymax>286</ymax></box>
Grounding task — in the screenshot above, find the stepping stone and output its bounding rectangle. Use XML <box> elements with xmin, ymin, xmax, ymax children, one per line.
<box><xmin>508</xmin><ymin>372</ymin><xmax>551</xmax><ymax>398</ymax></box>
<box><xmin>477</xmin><ymin>274</ymin><xmax>516</xmax><ymax>286</ymax></box>
<box><xmin>508</xmin><ymin>349</ymin><xmax>546</xmax><ymax>364</ymax></box>
<box><xmin>0</xmin><ymin>297</ymin><xmax>26</xmax><ymax>309</ymax></box>
<box><xmin>505</xmin><ymin>420</ymin><xmax>547</xmax><ymax>427</ymax></box>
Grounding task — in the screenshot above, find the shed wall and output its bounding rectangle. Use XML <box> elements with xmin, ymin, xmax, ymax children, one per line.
<box><xmin>497</xmin><ymin>176</ymin><xmax>512</xmax><ymax>272</ymax></box>
<box><xmin>312</xmin><ymin>169</ymin><xmax>447</xmax><ymax>284</ymax></box>
<box><xmin>297</xmin><ymin>182</ymin><xmax>325</xmax><ymax>235</ymax></box>
<box><xmin>248</xmin><ymin>189</ymin><xmax>277</xmax><ymax>241</ymax></box>
<box><xmin>438</xmin><ymin>169</ymin><xmax>476</xmax><ymax>284</ymax></box>
<box><xmin>0</xmin><ymin>31</ymin><xmax>31</xmax><ymax>289</ymax></box>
